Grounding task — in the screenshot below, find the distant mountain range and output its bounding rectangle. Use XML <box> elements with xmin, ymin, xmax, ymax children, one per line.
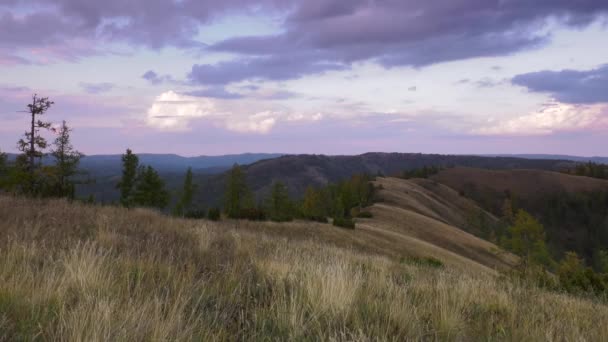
<box><xmin>484</xmin><ymin>154</ymin><xmax>608</xmax><ymax>164</ymax></box>
<box><xmin>6</xmin><ymin>151</ymin><xmax>604</xmax><ymax>204</ymax></box>
<box><xmin>7</xmin><ymin>153</ymin><xmax>283</xmax><ymax>177</ymax></box>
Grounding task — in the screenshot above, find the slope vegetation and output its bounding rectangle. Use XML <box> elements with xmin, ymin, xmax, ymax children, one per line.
<box><xmin>1</xmin><ymin>196</ymin><xmax>607</xmax><ymax>340</ymax></box>
<box><xmin>360</xmin><ymin>177</ymin><xmax>517</xmax><ymax>273</ymax></box>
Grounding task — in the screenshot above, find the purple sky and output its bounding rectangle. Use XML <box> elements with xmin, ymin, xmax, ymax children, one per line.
<box><xmin>1</xmin><ymin>1</ymin><xmax>608</xmax><ymax>156</ymax></box>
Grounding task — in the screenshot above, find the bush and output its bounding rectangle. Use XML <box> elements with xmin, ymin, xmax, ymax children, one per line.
<box><xmin>357</xmin><ymin>211</ymin><xmax>373</xmax><ymax>218</ymax></box>
<box><xmin>400</xmin><ymin>256</ymin><xmax>444</xmax><ymax>268</ymax></box>
<box><xmin>184</xmin><ymin>209</ymin><xmax>206</xmax><ymax>219</ymax></box>
<box><xmin>333</xmin><ymin>217</ymin><xmax>355</xmax><ymax>229</ymax></box>
<box><xmin>207</xmin><ymin>207</ymin><xmax>221</xmax><ymax>221</ymax></box>
<box><xmin>240</xmin><ymin>207</ymin><xmax>267</xmax><ymax>221</ymax></box>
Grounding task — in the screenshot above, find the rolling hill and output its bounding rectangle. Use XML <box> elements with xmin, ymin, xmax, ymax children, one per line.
<box><xmin>1</xmin><ymin>182</ymin><xmax>605</xmax><ymax>340</ymax></box>
<box><xmin>194</xmin><ymin>152</ymin><xmax>576</xmax><ymax>206</ymax></box>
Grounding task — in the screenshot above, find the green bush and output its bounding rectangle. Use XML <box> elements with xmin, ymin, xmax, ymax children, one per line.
<box><xmin>207</xmin><ymin>208</ymin><xmax>221</xmax><ymax>221</ymax></box>
<box><xmin>357</xmin><ymin>211</ymin><xmax>373</xmax><ymax>218</ymax></box>
<box><xmin>184</xmin><ymin>209</ymin><xmax>206</xmax><ymax>219</ymax></box>
<box><xmin>333</xmin><ymin>217</ymin><xmax>355</xmax><ymax>229</ymax></box>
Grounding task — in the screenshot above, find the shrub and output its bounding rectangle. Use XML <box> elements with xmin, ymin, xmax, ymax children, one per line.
<box><xmin>207</xmin><ymin>207</ymin><xmax>221</xmax><ymax>221</ymax></box>
<box><xmin>357</xmin><ymin>211</ymin><xmax>373</xmax><ymax>218</ymax></box>
<box><xmin>184</xmin><ymin>209</ymin><xmax>206</xmax><ymax>219</ymax></box>
<box><xmin>333</xmin><ymin>217</ymin><xmax>355</xmax><ymax>229</ymax></box>
<box><xmin>240</xmin><ymin>207</ymin><xmax>267</xmax><ymax>221</ymax></box>
<box><xmin>400</xmin><ymin>256</ymin><xmax>444</xmax><ymax>268</ymax></box>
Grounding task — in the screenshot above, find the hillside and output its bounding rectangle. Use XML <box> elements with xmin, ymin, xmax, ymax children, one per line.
<box><xmin>1</xmin><ymin>195</ymin><xmax>606</xmax><ymax>340</ymax></box>
<box><xmin>362</xmin><ymin>177</ymin><xmax>517</xmax><ymax>272</ymax></box>
<box><xmin>194</xmin><ymin>152</ymin><xmax>575</xmax><ymax>206</ymax></box>
<box><xmin>431</xmin><ymin>167</ymin><xmax>608</xmax><ymax>262</ymax></box>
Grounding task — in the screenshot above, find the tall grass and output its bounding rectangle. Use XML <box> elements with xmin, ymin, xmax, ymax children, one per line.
<box><xmin>1</xmin><ymin>196</ymin><xmax>607</xmax><ymax>340</ymax></box>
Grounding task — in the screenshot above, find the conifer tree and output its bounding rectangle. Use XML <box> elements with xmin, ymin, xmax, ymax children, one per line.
<box><xmin>16</xmin><ymin>94</ymin><xmax>53</xmax><ymax>194</ymax></box>
<box><xmin>50</xmin><ymin>121</ymin><xmax>83</xmax><ymax>198</ymax></box>
<box><xmin>301</xmin><ymin>186</ymin><xmax>325</xmax><ymax>221</ymax></box>
<box><xmin>117</xmin><ymin>149</ymin><xmax>139</xmax><ymax>207</ymax></box>
<box><xmin>132</xmin><ymin>165</ymin><xmax>170</xmax><ymax>209</ymax></box>
<box><xmin>267</xmin><ymin>181</ymin><xmax>292</xmax><ymax>222</ymax></box>
<box><xmin>224</xmin><ymin>164</ymin><xmax>250</xmax><ymax>218</ymax></box>
<box><xmin>174</xmin><ymin>167</ymin><xmax>196</xmax><ymax>216</ymax></box>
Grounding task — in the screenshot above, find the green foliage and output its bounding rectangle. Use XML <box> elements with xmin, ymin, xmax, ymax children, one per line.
<box><xmin>15</xmin><ymin>95</ymin><xmax>54</xmax><ymax>195</ymax></box>
<box><xmin>501</xmin><ymin>210</ymin><xmax>553</xmax><ymax>267</ymax></box>
<box><xmin>266</xmin><ymin>181</ymin><xmax>293</xmax><ymax>222</ymax></box>
<box><xmin>49</xmin><ymin>121</ymin><xmax>83</xmax><ymax>199</ymax></box>
<box><xmin>223</xmin><ymin>164</ymin><xmax>252</xmax><ymax>218</ymax></box>
<box><xmin>207</xmin><ymin>207</ymin><xmax>221</xmax><ymax>221</ymax></box>
<box><xmin>0</xmin><ymin>150</ymin><xmax>7</xmax><ymax>189</ymax></box>
<box><xmin>174</xmin><ymin>167</ymin><xmax>197</xmax><ymax>217</ymax></box>
<box><xmin>357</xmin><ymin>211</ymin><xmax>373</xmax><ymax>218</ymax></box>
<box><xmin>300</xmin><ymin>186</ymin><xmax>327</xmax><ymax>222</ymax></box>
<box><xmin>184</xmin><ymin>209</ymin><xmax>207</xmax><ymax>219</ymax></box>
<box><xmin>564</xmin><ymin>162</ymin><xmax>608</xmax><ymax>179</ymax></box>
<box><xmin>117</xmin><ymin>149</ymin><xmax>139</xmax><ymax>207</ymax></box>
<box><xmin>400</xmin><ymin>256</ymin><xmax>444</xmax><ymax>268</ymax></box>
<box><xmin>400</xmin><ymin>165</ymin><xmax>443</xmax><ymax>179</ymax></box>
<box><xmin>557</xmin><ymin>251</ymin><xmax>608</xmax><ymax>295</ymax></box>
<box><xmin>132</xmin><ymin>166</ymin><xmax>170</xmax><ymax>209</ymax></box>
<box><xmin>332</xmin><ymin>217</ymin><xmax>355</xmax><ymax>229</ymax></box>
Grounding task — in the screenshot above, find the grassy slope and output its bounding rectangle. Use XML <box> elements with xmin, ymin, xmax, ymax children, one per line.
<box><xmin>431</xmin><ymin>167</ymin><xmax>608</xmax><ymax>199</ymax></box>
<box><xmin>1</xmin><ymin>196</ymin><xmax>607</xmax><ymax>340</ymax></box>
<box><xmin>362</xmin><ymin>177</ymin><xmax>518</xmax><ymax>273</ymax></box>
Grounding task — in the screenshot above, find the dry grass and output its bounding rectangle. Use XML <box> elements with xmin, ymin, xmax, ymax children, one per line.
<box><xmin>1</xmin><ymin>195</ymin><xmax>608</xmax><ymax>341</ymax></box>
<box><xmin>431</xmin><ymin>167</ymin><xmax>608</xmax><ymax>199</ymax></box>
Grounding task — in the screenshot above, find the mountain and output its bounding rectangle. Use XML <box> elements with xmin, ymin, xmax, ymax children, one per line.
<box><xmin>430</xmin><ymin>167</ymin><xmax>608</xmax><ymax>263</ymax></box>
<box><xmin>194</xmin><ymin>152</ymin><xmax>576</xmax><ymax>206</ymax></box>
<box><xmin>486</xmin><ymin>154</ymin><xmax>608</xmax><ymax>164</ymax></box>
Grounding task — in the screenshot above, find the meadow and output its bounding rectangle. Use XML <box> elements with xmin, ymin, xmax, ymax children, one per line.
<box><xmin>1</xmin><ymin>195</ymin><xmax>607</xmax><ymax>341</ymax></box>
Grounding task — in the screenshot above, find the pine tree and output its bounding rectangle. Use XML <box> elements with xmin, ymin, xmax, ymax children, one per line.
<box><xmin>117</xmin><ymin>149</ymin><xmax>139</xmax><ymax>207</ymax></box>
<box><xmin>132</xmin><ymin>166</ymin><xmax>170</xmax><ymax>209</ymax></box>
<box><xmin>0</xmin><ymin>150</ymin><xmax>7</xmax><ymax>190</ymax></box>
<box><xmin>267</xmin><ymin>181</ymin><xmax>292</xmax><ymax>222</ymax></box>
<box><xmin>224</xmin><ymin>164</ymin><xmax>250</xmax><ymax>218</ymax></box>
<box><xmin>50</xmin><ymin>121</ymin><xmax>83</xmax><ymax>198</ymax></box>
<box><xmin>16</xmin><ymin>94</ymin><xmax>54</xmax><ymax>194</ymax></box>
<box><xmin>174</xmin><ymin>167</ymin><xmax>196</xmax><ymax>216</ymax></box>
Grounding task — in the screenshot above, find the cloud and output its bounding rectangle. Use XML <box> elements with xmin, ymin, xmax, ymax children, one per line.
<box><xmin>201</xmin><ymin>1</ymin><xmax>608</xmax><ymax>83</ymax></box>
<box><xmin>474</xmin><ymin>102</ymin><xmax>608</xmax><ymax>136</ymax></box>
<box><xmin>512</xmin><ymin>64</ymin><xmax>608</xmax><ymax>104</ymax></box>
<box><xmin>188</xmin><ymin>54</ymin><xmax>348</xmax><ymax>85</ymax></box>
<box><xmin>224</xmin><ymin>111</ymin><xmax>277</xmax><ymax>134</ymax></box>
<box><xmin>146</xmin><ymin>91</ymin><xmax>217</xmax><ymax>131</ymax></box>
<box><xmin>184</xmin><ymin>87</ymin><xmax>244</xmax><ymax>99</ymax></box>
<box><xmin>142</xmin><ymin>70</ymin><xmax>176</xmax><ymax>85</ymax></box>
<box><xmin>145</xmin><ymin>90</ymin><xmax>306</xmax><ymax>133</ymax></box>
<box><xmin>80</xmin><ymin>82</ymin><xmax>114</xmax><ymax>94</ymax></box>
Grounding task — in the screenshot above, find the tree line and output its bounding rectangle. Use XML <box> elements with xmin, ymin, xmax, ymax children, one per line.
<box><xmin>0</xmin><ymin>95</ymin><xmax>83</xmax><ymax>198</ymax></box>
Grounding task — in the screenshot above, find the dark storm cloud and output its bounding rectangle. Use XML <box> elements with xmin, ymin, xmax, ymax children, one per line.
<box><xmin>512</xmin><ymin>64</ymin><xmax>608</xmax><ymax>104</ymax></box>
<box><xmin>188</xmin><ymin>54</ymin><xmax>348</xmax><ymax>84</ymax></box>
<box><xmin>195</xmin><ymin>0</ymin><xmax>608</xmax><ymax>84</ymax></box>
<box><xmin>2</xmin><ymin>0</ymin><xmax>608</xmax><ymax>77</ymax></box>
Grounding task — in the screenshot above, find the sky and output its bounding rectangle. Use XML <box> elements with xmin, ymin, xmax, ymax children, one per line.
<box><xmin>1</xmin><ymin>1</ymin><xmax>608</xmax><ymax>156</ymax></box>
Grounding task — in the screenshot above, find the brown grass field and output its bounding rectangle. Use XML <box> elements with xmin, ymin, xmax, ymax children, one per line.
<box><xmin>431</xmin><ymin>167</ymin><xmax>608</xmax><ymax>199</ymax></box>
<box><xmin>1</xmin><ymin>185</ymin><xmax>608</xmax><ymax>340</ymax></box>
